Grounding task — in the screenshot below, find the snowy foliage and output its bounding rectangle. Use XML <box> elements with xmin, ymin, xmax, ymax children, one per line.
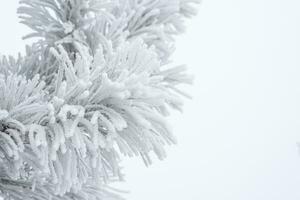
<box><xmin>0</xmin><ymin>0</ymin><xmax>198</xmax><ymax>199</ymax></box>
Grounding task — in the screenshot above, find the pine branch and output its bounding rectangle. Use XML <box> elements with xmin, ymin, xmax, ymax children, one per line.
<box><xmin>0</xmin><ymin>0</ymin><xmax>198</xmax><ymax>199</ymax></box>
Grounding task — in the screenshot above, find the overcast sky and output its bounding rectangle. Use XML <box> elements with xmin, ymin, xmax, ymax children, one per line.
<box><xmin>0</xmin><ymin>1</ymin><xmax>300</xmax><ymax>200</ymax></box>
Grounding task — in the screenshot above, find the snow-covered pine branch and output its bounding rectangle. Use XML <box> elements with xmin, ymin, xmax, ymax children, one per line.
<box><xmin>18</xmin><ymin>0</ymin><xmax>198</xmax><ymax>61</ymax></box>
<box><xmin>0</xmin><ymin>0</ymin><xmax>198</xmax><ymax>199</ymax></box>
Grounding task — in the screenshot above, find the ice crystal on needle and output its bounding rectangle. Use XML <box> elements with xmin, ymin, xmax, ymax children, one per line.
<box><xmin>0</xmin><ymin>0</ymin><xmax>198</xmax><ymax>199</ymax></box>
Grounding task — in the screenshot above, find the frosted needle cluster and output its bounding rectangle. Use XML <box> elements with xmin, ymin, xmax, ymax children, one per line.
<box><xmin>0</xmin><ymin>0</ymin><xmax>198</xmax><ymax>199</ymax></box>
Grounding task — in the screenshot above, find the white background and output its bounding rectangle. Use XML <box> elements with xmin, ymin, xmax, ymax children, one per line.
<box><xmin>0</xmin><ymin>1</ymin><xmax>300</xmax><ymax>200</ymax></box>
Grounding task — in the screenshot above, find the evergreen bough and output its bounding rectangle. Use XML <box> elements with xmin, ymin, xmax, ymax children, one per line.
<box><xmin>0</xmin><ymin>0</ymin><xmax>198</xmax><ymax>199</ymax></box>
